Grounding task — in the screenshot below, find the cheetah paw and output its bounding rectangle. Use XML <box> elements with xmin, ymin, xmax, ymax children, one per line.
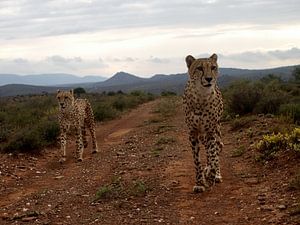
<box><xmin>59</xmin><ymin>157</ymin><xmax>66</xmax><ymax>163</ymax></box>
<box><xmin>215</xmin><ymin>175</ymin><xmax>223</xmax><ymax>183</ymax></box>
<box><xmin>193</xmin><ymin>185</ymin><xmax>205</xmax><ymax>193</ymax></box>
<box><xmin>92</xmin><ymin>149</ymin><xmax>98</xmax><ymax>154</ymax></box>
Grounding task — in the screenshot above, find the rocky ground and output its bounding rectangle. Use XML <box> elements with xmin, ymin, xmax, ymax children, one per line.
<box><xmin>0</xmin><ymin>98</ymin><xmax>299</xmax><ymax>225</ymax></box>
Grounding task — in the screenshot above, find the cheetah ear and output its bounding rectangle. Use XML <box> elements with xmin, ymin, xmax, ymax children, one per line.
<box><xmin>210</xmin><ymin>53</ymin><xmax>218</xmax><ymax>63</ymax></box>
<box><xmin>70</xmin><ymin>89</ymin><xmax>74</xmax><ymax>95</ymax></box>
<box><xmin>185</xmin><ymin>55</ymin><xmax>195</xmax><ymax>68</ymax></box>
<box><xmin>57</xmin><ymin>89</ymin><xmax>60</xmax><ymax>93</ymax></box>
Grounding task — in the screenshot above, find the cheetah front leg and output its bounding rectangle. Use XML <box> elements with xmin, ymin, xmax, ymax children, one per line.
<box><xmin>215</xmin><ymin>125</ymin><xmax>223</xmax><ymax>183</ymax></box>
<box><xmin>88</xmin><ymin>120</ymin><xmax>98</xmax><ymax>154</ymax></box>
<box><xmin>59</xmin><ymin>126</ymin><xmax>67</xmax><ymax>163</ymax></box>
<box><xmin>204</xmin><ymin>134</ymin><xmax>221</xmax><ymax>186</ymax></box>
<box><xmin>189</xmin><ymin>130</ymin><xmax>207</xmax><ymax>193</ymax></box>
<box><xmin>75</xmin><ymin>126</ymin><xmax>84</xmax><ymax>162</ymax></box>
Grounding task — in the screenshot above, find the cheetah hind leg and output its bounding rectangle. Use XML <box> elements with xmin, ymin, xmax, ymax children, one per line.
<box><xmin>215</xmin><ymin>166</ymin><xmax>222</xmax><ymax>183</ymax></box>
<box><xmin>204</xmin><ymin>165</ymin><xmax>222</xmax><ymax>184</ymax></box>
<box><xmin>204</xmin><ymin>166</ymin><xmax>216</xmax><ymax>186</ymax></box>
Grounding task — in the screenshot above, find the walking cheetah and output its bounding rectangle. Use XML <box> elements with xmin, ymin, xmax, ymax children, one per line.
<box><xmin>56</xmin><ymin>90</ymin><xmax>98</xmax><ymax>162</ymax></box>
<box><xmin>183</xmin><ymin>53</ymin><xmax>224</xmax><ymax>193</ymax></box>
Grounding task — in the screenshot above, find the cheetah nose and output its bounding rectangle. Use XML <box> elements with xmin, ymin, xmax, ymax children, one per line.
<box><xmin>205</xmin><ymin>77</ymin><xmax>212</xmax><ymax>83</ymax></box>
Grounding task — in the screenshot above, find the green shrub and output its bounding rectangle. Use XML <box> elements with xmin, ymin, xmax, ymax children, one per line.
<box><xmin>3</xmin><ymin>129</ymin><xmax>44</xmax><ymax>153</ymax></box>
<box><xmin>279</xmin><ymin>103</ymin><xmax>300</xmax><ymax>124</ymax></box>
<box><xmin>255</xmin><ymin>128</ymin><xmax>300</xmax><ymax>160</ymax></box>
<box><xmin>224</xmin><ymin>80</ymin><xmax>263</xmax><ymax>115</ymax></box>
<box><xmin>154</xmin><ymin>97</ymin><xmax>179</xmax><ymax>117</ymax></box>
<box><xmin>254</xmin><ymin>91</ymin><xmax>287</xmax><ymax>114</ymax></box>
<box><xmin>95</xmin><ymin>185</ymin><xmax>113</xmax><ymax>200</ymax></box>
<box><xmin>231</xmin><ymin>145</ymin><xmax>245</xmax><ymax>157</ymax></box>
<box><xmin>287</xmin><ymin>128</ymin><xmax>300</xmax><ymax>153</ymax></box>
<box><xmin>130</xmin><ymin>180</ymin><xmax>148</xmax><ymax>197</ymax></box>
<box><xmin>155</xmin><ymin>136</ymin><xmax>176</xmax><ymax>145</ymax></box>
<box><xmin>130</xmin><ymin>90</ymin><xmax>144</xmax><ymax>96</ymax></box>
<box><xmin>255</xmin><ymin>133</ymin><xmax>287</xmax><ymax>160</ymax></box>
<box><xmin>230</xmin><ymin>116</ymin><xmax>256</xmax><ymax>131</ymax></box>
<box><xmin>94</xmin><ymin>103</ymin><xmax>118</xmax><ymax>121</ymax></box>
<box><xmin>38</xmin><ymin>120</ymin><xmax>60</xmax><ymax>145</ymax></box>
<box><xmin>0</xmin><ymin>126</ymin><xmax>10</xmax><ymax>143</ymax></box>
<box><xmin>161</xmin><ymin>91</ymin><xmax>177</xmax><ymax>96</ymax></box>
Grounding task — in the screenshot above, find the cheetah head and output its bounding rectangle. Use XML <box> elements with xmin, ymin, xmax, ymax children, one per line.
<box><xmin>185</xmin><ymin>53</ymin><xmax>218</xmax><ymax>89</ymax></box>
<box><xmin>56</xmin><ymin>90</ymin><xmax>74</xmax><ymax>110</ymax></box>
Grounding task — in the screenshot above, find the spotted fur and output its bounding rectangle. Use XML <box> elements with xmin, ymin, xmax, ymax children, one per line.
<box><xmin>57</xmin><ymin>90</ymin><xmax>98</xmax><ymax>162</ymax></box>
<box><xmin>183</xmin><ymin>54</ymin><xmax>224</xmax><ymax>193</ymax></box>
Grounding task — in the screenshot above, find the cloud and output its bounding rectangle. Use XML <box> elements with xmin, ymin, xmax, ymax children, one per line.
<box><xmin>219</xmin><ymin>47</ymin><xmax>300</xmax><ymax>68</ymax></box>
<box><xmin>13</xmin><ymin>58</ymin><xmax>29</xmax><ymax>64</ymax></box>
<box><xmin>148</xmin><ymin>56</ymin><xmax>170</xmax><ymax>64</ymax></box>
<box><xmin>0</xmin><ymin>56</ymin><xmax>109</xmax><ymax>76</ymax></box>
<box><xmin>0</xmin><ymin>0</ymin><xmax>299</xmax><ymax>39</ymax></box>
<box><xmin>110</xmin><ymin>57</ymin><xmax>137</xmax><ymax>62</ymax></box>
<box><xmin>0</xmin><ymin>48</ymin><xmax>299</xmax><ymax>77</ymax></box>
<box><xmin>46</xmin><ymin>55</ymin><xmax>83</xmax><ymax>64</ymax></box>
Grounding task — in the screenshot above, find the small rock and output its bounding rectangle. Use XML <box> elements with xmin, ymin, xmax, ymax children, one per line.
<box><xmin>1</xmin><ymin>213</ymin><xmax>9</xmax><ymax>220</ymax></box>
<box><xmin>17</xmin><ymin>165</ymin><xmax>26</xmax><ymax>169</ymax></box>
<box><xmin>277</xmin><ymin>205</ymin><xmax>287</xmax><ymax>210</ymax></box>
<box><xmin>260</xmin><ymin>205</ymin><xmax>274</xmax><ymax>211</ymax></box>
<box><xmin>54</xmin><ymin>176</ymin><xmax>64</xmax><ymax>180</ymax></box>
<box><xmin>21</xmin><ymin>217</ymin><xmax>37</xmax><ymax>222</ymax></box>
<box><xmin>244</xmin><ymin>178</ymin><xmax>259</xmax><ymax>185</ymax></box>
<box><xmin>116</xmin><ymin>151</ymin><xmax>125</xmax><ymax>156</ymax></box>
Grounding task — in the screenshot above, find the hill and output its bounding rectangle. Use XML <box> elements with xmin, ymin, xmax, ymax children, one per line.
<box><xmin>0</xmin><ymin>84</ymin><xmax>59</xmax><ymax>97</ymax></box>
<box><xmin>0</xmin><ymin>73</ymin><xmax>106</xmax><ymax>86</ymax></box>
<box><xmin>0</xmin><ymin>65</ymin><xmax>298</xmax><ymax>96</ymax></box>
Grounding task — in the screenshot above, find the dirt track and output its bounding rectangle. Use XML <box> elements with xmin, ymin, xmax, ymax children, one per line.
<box><xmin>0</xmin><ymin>98</ymin><xmax>299</xmax><ymax>224</ymax></box>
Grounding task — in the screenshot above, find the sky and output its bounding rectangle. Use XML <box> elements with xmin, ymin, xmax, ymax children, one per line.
<box><xmin>0</xmin><ymin>0</ymin><xmax>300</xmax><ymax>77</ymax></box>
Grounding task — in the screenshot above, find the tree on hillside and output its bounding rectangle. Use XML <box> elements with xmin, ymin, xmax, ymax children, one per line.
<box><xmin>292</xmin><ymin>67</ymin><xmax>300</xmax><ymax>83</ymax></box>
<box><xmin>260</xmin><ymin>74</ymin><xmax>282</xmax><ymax>83</ymax></box>
<box><xmin>74</xmin><ymin>87</ymin><xmax>86</xmax><ymax>97</ymax></box>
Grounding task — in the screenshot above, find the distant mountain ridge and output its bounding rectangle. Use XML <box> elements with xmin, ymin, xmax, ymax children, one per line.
<box><xmin>0</xmin><ymin>73</ymin><xmax>107</xmax><ymax>86</ymax></box>
<box><xmin>0</xmin><ymin>65</ymin><xmax>298</xmax><ymax>97</ymax></box>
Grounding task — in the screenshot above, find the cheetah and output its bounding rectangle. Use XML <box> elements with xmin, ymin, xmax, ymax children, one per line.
<box><xmin>56</xmin><ymin>89</ymin><xmax>98</xmax><ymax>162</ymax></box>
<box><xmin>183</xmin><ymin>53</ymin><xmax>224</xmax><ymax>193</ymax></box>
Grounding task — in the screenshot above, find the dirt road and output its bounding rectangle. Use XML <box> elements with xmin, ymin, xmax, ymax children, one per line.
<box><xmin>0</xmin><ymin>98</ymin><xmax>299</xmax><ymax>224</ymax></box>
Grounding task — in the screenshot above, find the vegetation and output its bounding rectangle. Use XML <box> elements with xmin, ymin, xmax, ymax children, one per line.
<box><xmin>153</xmin><ymin>96</ymin><xmax>179</xmax><ymax>118</ymax></box>
<box><xmin>0</xmin><ymin>91</ymin><xmax>155</xmax><ymax>153</ymax></box>
<box><xmin>94</xmin><ymin>177</ymin><xmax>149</xmax><ymax>201</ymax></box>
<box><xmin>73</xmin><ymin>87</ymin><xmax>86</xmax><ymax>97</ymax></box>
<box><xmin>223</xmin><ymin>70</ymin><xmax>300</xmax><ymax>124</ymax></box>
<box><xmin>231</xmin><ymin>145</ymin><xmax>245</xmax><ymax>157</ymax></box>
<box><xmin>255</xmin><ymin>128</ymin><xmax>300</xmax><ymax>161</ymax></box>
<box><xmin>0</xmin><ymin>95</ymin><xmax>59</xmax><ymax>153</ymax></box>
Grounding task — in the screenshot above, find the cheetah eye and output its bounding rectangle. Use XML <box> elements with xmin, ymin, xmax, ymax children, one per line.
<box><xmin>197</xmin><ymin>66</ymin><xmax>203</xmax><ymax>71</ymax></box>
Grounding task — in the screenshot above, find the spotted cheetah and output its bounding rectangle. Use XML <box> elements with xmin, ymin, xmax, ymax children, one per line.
<box><xmin>56</xmin><ymin>90</ymin><xmax>98</xmax><ymax>162</ymax></box>
<box><xmin>183</xmin><ymin>54</ymin><xmax>224</xmax><ymax>193</ymax></box>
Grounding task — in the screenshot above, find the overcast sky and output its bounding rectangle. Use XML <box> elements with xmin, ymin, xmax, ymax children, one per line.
<box><xmin>0</xmin><ymin>0</ymin><xmax>300</xmax><ymax>77</ymax></box>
